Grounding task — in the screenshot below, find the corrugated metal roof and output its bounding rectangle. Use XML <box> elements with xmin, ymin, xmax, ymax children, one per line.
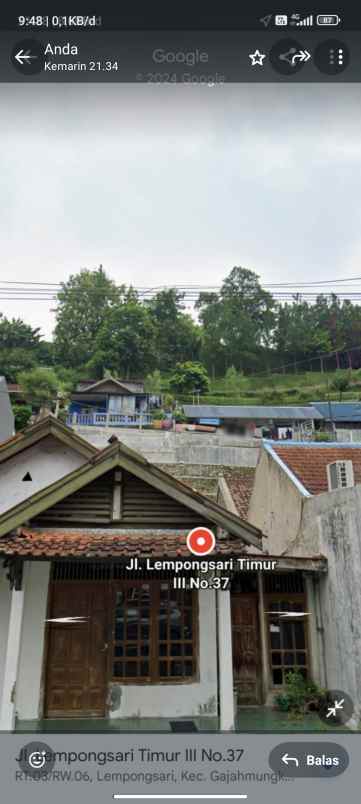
<box><xmin>311</xmin><ymin>402</ymin><xmax>361</xmax><ymax>422</ymax></box>
<box><xmin>183</xmin><ymin>405</ymin><xmax>323</xmax><ymax>421</ymax></box>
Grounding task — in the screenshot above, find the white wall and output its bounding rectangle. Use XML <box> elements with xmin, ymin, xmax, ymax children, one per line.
<box><xmin>109</xmin><ymin>589</ymin><xmax>218</xmax><ymax>719</ymax></box>
<box><xmin>0</xmin><ymin>563</ymin><xmax>11</xmax><ymax>698</ymax></box>
<box><xmin>250</xmin><ymin>450</ymin><xmax>361</xmax><ymax>725</ymax></box>
<box><xmin>0</xmin><ymin>436</ymin><xmax>87</xmax><ymax>514</ymax></box>
<box><xmin>16</xmin><ymin>562</ymin><xmax>50</xmax><ymax>721</ymax></box>
<box><xmin>247</xmin><ymin>447</ymin><xmax>306</xmax><ymax>554</ymax></box>
<box><xmin>304</xmin><ymin>488</ymin><xmax>361</xmax><ymax>724</ymax></box>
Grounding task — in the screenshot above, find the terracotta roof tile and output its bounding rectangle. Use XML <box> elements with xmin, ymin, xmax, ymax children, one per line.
<box><xmin>224</xmin><ymin>470</ymin><xmax>256</xmax><ymax>519</ymax></box>
<box><xmin>0</xmin><ymin>528</ymin><xmax>244</xmax><ymax>559</ymax></box>
<box><xmin>273</xmin><ymin>445</ymin><xmax>361</xmax><ymax>495</ymax></box>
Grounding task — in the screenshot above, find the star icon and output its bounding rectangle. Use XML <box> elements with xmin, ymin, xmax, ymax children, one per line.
<box><xmin>249</xmin><ymin>49</ymin><xmax>267</xmax><ymax>66</ymax></box>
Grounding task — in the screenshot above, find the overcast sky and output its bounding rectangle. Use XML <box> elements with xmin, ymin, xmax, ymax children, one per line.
<box><xmin>1</xmin><ymin>83</ymin><xmax>361</xmax><ymax>338</ymax></box>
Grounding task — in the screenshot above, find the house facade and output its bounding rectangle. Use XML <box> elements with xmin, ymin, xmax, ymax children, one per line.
<box><xmin>68</xmin><ymin>378</ymin><xmax>151</xmax><ymax>428</ymax></box>
<box><xmin>245</xmin><ymin>440</ymin><xmax>361</xmax><ymax>727</ymax></box>
<box><xmin>0</xmin><ymin>419</ymin><xmax>326</xmax><ymax>732</ymax></box>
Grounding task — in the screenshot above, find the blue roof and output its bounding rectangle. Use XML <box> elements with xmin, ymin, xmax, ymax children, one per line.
<box><xmin>311</xmin><ymin>401</ymin><xmax>361</xmax><ymax>422</ymax></box>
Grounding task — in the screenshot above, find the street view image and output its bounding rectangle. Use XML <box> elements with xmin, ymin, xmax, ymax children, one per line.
<box><xmin>0</xmin><ymin>82</ymin><xmax>361</xmax><ymax>735</ymax></box>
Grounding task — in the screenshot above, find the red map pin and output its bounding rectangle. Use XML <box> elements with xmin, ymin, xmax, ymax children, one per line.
<box><xmin>187</xmin><ymin>526</ymin><xmax>216</xmax><ymax>556</ymax></box>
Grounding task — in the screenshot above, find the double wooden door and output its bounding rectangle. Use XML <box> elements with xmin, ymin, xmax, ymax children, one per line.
<box><xmin>45</xmin><ymin>582</ymin><xmax>109</xmax><ymax>718</ymax></box>
<box><xmin>231</xmin><ymin>594</ymin><xmax>261</xmax><ymax>705</ymax></box>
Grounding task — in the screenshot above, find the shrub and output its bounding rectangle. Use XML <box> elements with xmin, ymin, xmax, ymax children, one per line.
<box><xmin>174</xmin><ymin>408</ymin><xmax>187</xmax><ymax>423</ymax></box>
<box><xmin>274</xmin><ymin>670</ymin><xmax>326</xmax><ymax>716</ymax></box>
<box><xmin>12</xmin><ymin>404</ymin><xmax>32</xmax><ymax>432</ymax></box>
<box><xmin>152</xmin><ymin>409</ymin><xmax>165</xmax><ymax>421</ymax></box>
<box><xmin>331</xmin><ymin>372</ymin><xmax>351</xmax><ymax>401</ymax></box>
<box><xmin>313</xmin><ymin>431</ymin><xmax>333</xmax><ymax>442</ymax></box>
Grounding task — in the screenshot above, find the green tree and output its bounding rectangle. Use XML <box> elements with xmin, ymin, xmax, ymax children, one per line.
<box><xmin>12</xmin><ymin>404</ymin><xmax>32</xmax><ymax>431</ymax></box>
<box><xmin>169</xmin><ymin>361</ymin><xmax>210</xmax><ymax>395</ymax></box>
<box><xmin>0</xmin><ymin>314</ymin><xmax>40</xmax><ymax>349</ymax></box>
<box><xmin>197</xmin><ymin>267</ymin><xmax>275</xmax><ymax>375</ymax></box>
<box><xmin>18</xmin><ymin>367</ymin><xmax>60</xmax><ymax>408</ymax></box>
<box><xmin>36</xmin><ymin>340</ymin><xmax>55</xmax><ymax>366</ymax></box>
<box><xmin>93</xmin><ymin>298</ymin><xmax>157</xmax><ymax>377</ymax></box>
<box><xmin>273</xmin><ymin>299</ymin><xmax>333</xmax><ymax>372</ymax></box>
<box><xmin>331</xmin><ymin>372</ymin><xmax>351</xmax><ymax>401</ymax></box>
<box><xmin>0</xmin><ymin>315</ymin><xmax>41</xmax><ymax>381</ymax></box>
<box><xmin>196</xmin><ymin>292</ymin><xmax>227</xmax><ymax>377</ymax></box>
<box><xmin>0</xmin><ymin>348</ymin><xmax>36</xmax><ymax>382</ymax></box>
<box><xmin>224</xmin><ymin>366</ymin><xmax>243</xmax><ymax>396</ymax></box>
<box><xmin>146</xmin><ymin>289</ymin><xmax>201</xmax><ymax>371</ymax></box>
<box><xmin>54</xmin><ymin>266</ymin><xmax>122</xmax><ymax>368</ymax></box>
<box><xmin>144</xmin><ymin>369</ymin><xmax>162</xmax><ymax>394</ymax></box>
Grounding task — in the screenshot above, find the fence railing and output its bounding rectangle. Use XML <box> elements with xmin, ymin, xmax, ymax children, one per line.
<box><xmin>67</xmin><ymin>412</ymin><xmax>151</xmax><ymax>427</ymax></box>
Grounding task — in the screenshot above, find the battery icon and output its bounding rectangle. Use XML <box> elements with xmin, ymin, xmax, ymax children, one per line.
<box><xmin>317</xmin><ymin>14</ymin><xmax>341</xmax><ymax>26</ymax></box>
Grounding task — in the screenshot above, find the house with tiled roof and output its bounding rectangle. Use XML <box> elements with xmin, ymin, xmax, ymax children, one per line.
<box><xmin>229</xmin><ymin>439</ymin><xmax>361</xmax><ymax>728</ymax></box>
<box><xmin>0</xmin><ymin>413</ymin><xmax>328</xmax><ymax>733</ymax></box>
<box><xmin>0</xmin><ymin>416</ymin><xmax>268</xmax><ymax>733</ymax></box>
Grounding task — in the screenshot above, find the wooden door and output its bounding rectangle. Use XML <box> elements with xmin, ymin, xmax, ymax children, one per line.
<box><xmin>231</xmin><ymin>594</ymin><xmax>261</xmax><ymax>705</ymax></box>
<box><xmin>45</xmin><ymin>582</ymin><xmax>109</xmax><ymax>718</ymax></box>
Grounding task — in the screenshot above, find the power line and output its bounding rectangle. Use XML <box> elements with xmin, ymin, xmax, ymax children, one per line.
<box><xmin>2</xmin><ymin>274</ymin><xmax>361</xmax><ymax>287</ymax></box>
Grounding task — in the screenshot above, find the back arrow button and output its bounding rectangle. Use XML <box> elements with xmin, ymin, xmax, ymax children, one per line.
<box><xmin>11</xmin><ymin>39</ymin><xmax>45</xmax><ymax>75</ymax></box>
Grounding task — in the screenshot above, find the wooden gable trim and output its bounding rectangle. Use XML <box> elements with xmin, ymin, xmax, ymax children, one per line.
<box><xmin>0</xmin><ymin>415</ymin><xmax>97</xmax><ymax>463</ymax></box>
<box><xmin>77</xmin><ymin>378</ymin><xmax>133</xmax><ymax>395</ymax></box>
<box><xmin>0</xmin><ymin>443</ymin><xmax>263</xmax><ymax>548</ymax></box>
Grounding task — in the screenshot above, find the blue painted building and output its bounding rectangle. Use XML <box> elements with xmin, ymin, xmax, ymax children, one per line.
<box><xmin>68</xmin><ymin>377</ymin><xmax>151</xmax><ymax>427</ymax></box>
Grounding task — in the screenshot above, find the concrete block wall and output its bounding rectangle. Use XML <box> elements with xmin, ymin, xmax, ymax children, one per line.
<box><xmin>72</xmin><ymin>427</ymin><xmax>260</xmax><ymax>468</ymax></box>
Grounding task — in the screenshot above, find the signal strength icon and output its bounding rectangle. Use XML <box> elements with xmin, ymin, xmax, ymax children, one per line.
<box><xmin>296</xmin><ymin>14</ymin><xmax>314</xmax><ymax>27</ymax></box>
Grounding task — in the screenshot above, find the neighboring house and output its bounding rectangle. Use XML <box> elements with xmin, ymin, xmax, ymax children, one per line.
<box><xmin>311</xmin><ymin>401</ymin><xmax>361</xmax><ymax>441</ymax></box>
<box><xmin>0</xmin><ymin>417</ymin><xmax>327</xmax><ymax>733</ymax></box>
<box><xmin>0</xmin><ymin>415</ymin><xmax>97</xmax><ymax>515</ymax></box>
<box><xmin>240</xmin><ymin>440</ymin><xmax>361</xmax><ymax>727</ymax></box>
<box><xmin>67</xmin><ymin>377</ymin><xmax>151</xmax><ymax>428</ymax></box>
<box><xmin>183</xmin><ymin>404</ymin><xmax>323</xmax><ymax>440</ymax></box>
<box><xmin>0</xmin><ymin>428</ymin><xmax>270</xmax><ymax>732</ymax></box>
<box><xmin>0</xmin><ymin>377</ymin><xmax>15</xmax><ymax>443</ymax></box>
<box><xmin>2</xmin><ymin>417</ymin><xmax>358</xmax><ymax>730</ymax></box>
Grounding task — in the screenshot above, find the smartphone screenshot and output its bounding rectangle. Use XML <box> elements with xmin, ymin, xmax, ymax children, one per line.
<box><xmin>0</xmin><ymin>5</ymin><xmax>359</xmax><ymax>803</ymax></box>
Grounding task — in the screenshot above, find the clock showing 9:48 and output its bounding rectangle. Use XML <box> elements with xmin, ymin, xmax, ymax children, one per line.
<box><xmin>18</xmin><ymin>16</ymin><xmax>50</xmax><ymax>27</ymax></box>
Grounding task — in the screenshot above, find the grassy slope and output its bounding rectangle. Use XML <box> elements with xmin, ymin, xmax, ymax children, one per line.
<box><xmin>178</xmin><ymin>370</ymin><xmax>361</xmax><ymax>406</ymax></box>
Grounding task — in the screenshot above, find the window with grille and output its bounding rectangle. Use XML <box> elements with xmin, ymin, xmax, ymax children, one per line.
<box><xmin>112</xmin><ymin>581</ymin><xmax>198</xmax><ymax>683</ymax></box>
<box><xmin>266</xmin><ymin>598</ymin><xmax>308</xmax><ymax>686</ymax></box>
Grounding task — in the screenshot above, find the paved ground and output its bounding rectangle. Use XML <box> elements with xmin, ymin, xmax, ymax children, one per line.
<box><xmin>16</xmin><ymin>709</ymin><xmax>340</xmax><ymax>733</ymax></box>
